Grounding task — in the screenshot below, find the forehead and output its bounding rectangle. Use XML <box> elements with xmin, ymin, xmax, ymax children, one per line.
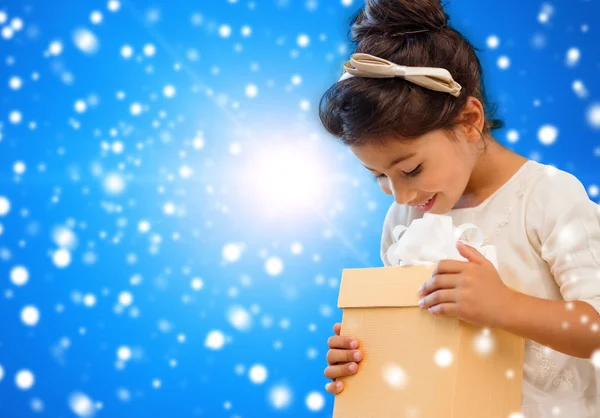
<box><xmin>349</xmin><ymin>130</ymin><xmax>451</xmax><ymax>169</ymax></box>
<box><xmin>350</xmin><ymin>132</ymin><xmax>440</xmax><ymax>159</ymax></box>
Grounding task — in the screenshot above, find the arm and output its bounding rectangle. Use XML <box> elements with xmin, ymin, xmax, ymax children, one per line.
<box><xmin>500</xmin><ymin>292</ymin><xmax>600</xmax><ymax>359</ymax></box>
<box><xmin>509</xmin><ymin>169</ymin><xmax>600</xmax><ymax>359</ymax></box>
<box><xmin>419</xmin><ymin>168</ymin><xmax>600</xmax><ymax>360</ymax></box>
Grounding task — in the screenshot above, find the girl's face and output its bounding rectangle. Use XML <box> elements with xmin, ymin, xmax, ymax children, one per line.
<box><xmin>350</xmin><ymin>128</ymin><xmax>480</xmax><ymax>214</ymax></box>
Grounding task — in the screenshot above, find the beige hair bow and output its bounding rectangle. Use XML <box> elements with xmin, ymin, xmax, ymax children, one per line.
<box><xmin>339</xmin><ymin>53</ymin><xmax>462</xmax><ymax>97</ymax></box>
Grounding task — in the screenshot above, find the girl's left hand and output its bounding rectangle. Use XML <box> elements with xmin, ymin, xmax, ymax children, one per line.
<box><xmin>417</xmin><ymin>241</ymin><xmax>513</xmax><ymax>328</ymax></box>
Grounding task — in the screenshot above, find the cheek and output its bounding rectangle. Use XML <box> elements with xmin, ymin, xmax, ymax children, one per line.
<box><xmin>379</xmin><ymin>175</ymin><xmax>441</xmax><ymax>195</ymax></box>
<box><xmin>434</xmin><ymin>166</ymin><xmax>471</xmax><ymax>196</ymax></box>
<box><xmin>415</xmin><ymin>173</ymin><xmax>446</xmax><ymax>192</ymax></box>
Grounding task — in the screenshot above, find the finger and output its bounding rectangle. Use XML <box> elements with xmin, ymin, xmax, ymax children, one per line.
<box><xmin>328</xmin><ymin>335</ymin><xmax>359</xmax><ymax>350</ymax></box>
<box><xmin>456</xmin><ymin>241</ymin><xmax>486</xmax><ymax>265</ymax></box>
<box><xmin>432</xmin><ymin>259</ymin><xmax>467</xmax><ymax>275</ymax></box>
<box><xmin>333</xmin><ymin>322</ymin><xmax>341</xmax><ymax>336</ymax></box>
<box><xmin>419</xmin><ymin>273</ymin><xmax>460</xmax><ymax>297</ymax></box>
<box><xmin>419</xmin><ymin>289</ymin><xmax>458</xmax><ymax>310</ymax></box>
<box><xmin>324</xmin><ymin>363</ymin><xmax>358</xmax><ymax>380</ymax></box>
<box><xmin>428</xmin><ymin>302</ymin><xmax>459</xmax><ymax>317</ymax></box>
<box><xmin>325</xmin><ymin>380</ymin><xmax>345</xmax><ymax>394</ymax></box>
<box><xmin>326</xmin><ymin>349</ymin><xmax>363</xmax><ymax>365</ymax></box>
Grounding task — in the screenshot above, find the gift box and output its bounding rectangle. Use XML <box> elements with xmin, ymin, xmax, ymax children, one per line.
<box><xmin>332</xmin><ymin>214</ymin><xmax>526</xmax><ymax>418</ymax></box>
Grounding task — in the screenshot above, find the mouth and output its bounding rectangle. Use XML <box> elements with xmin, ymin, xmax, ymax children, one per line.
<box><xmin>412</xmin><ymin>194</ymin><xmax>437</xmax><ymax>212</ymax></box>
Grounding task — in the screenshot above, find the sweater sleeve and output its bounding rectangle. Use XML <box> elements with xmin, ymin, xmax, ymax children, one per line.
<box><xmin>526</xmin><ymin>167</ymin><xmax>600</xmax><ymax>315</ymax></box>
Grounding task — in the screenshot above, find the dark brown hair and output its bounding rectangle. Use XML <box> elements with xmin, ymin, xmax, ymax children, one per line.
<box><xmin>319</xmin><ymin>0</ymin><xmax>503</xmax><ymax>146</ymax></box>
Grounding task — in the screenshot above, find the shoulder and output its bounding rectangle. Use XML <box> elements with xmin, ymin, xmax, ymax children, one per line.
<box><xmin>523</xmin><ymin>162</ymin><xmax>597</xmax><ymax>244</ymax></box>
<box><xmin>381</xmin><ymin>201</ymin><xmax>422</xmax><ymax>235</ymax></box>
<box><xmin>524</xmin><ymin>162</ymin><xmax>590</xmax><ymax>210</ymax></box>
<box><xmin>380</xmin><ymin>202</ymin><xmax>416</xmax><ymax>266</ymax></box>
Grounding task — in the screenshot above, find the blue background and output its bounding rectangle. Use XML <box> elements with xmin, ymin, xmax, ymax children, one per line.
<box><xmin>0</xmin><ymin>0</ymin><xmax>599</xmax><ymax>417</ymax></box>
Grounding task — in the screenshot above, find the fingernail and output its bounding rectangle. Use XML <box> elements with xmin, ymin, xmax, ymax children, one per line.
<box><xmin>350</xmin><ymin>340</ymin><xmax>358</xmax><ymax>349</ymax></box>
<box><xmin>418</xmin><ymin>285</ymin><xmax>423</xmax><ymax>295</ymax></box>
<box><xmin>418</xmin><ymin>299</ymin><xmax>424</xmax><ymax>308</ymax></box>
<box><xmin>349</xmin><ymin>363</ymin><xmax>357</xmax><ymax>372</ymax></box>
<box><xmin>353</xmin><ymin>351</ymin><xmax>361</xmax><ymax>361</ymax></box>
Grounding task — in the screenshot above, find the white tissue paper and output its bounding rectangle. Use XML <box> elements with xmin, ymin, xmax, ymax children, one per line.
<box><xmin>385</xmin><ymin>213</ymin><xmax>498</xmax><ymax>269</ymax></box>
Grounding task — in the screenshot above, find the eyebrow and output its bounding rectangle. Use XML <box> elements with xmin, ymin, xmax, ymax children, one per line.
<box><xmin>363</xmin><ymin>153</ymin><xmax>416</xmax><ymax>171</ymax></box>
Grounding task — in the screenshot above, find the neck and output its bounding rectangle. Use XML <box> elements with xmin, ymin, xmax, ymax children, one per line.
<box><xmin>455</xmin><ymin>137</ymin><xmax>528</xmax><ymax>209</ymax></box>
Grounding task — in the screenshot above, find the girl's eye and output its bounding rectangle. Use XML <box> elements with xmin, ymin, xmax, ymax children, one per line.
<box><xmin>403</xmin><ymin>164</ymin><xmax>422</xmax><ymax>178</ymax></box>
<box><xmin>372</xmin><ymin>164</ymin><xmax>422</xmax><ymax>181</ymax></box>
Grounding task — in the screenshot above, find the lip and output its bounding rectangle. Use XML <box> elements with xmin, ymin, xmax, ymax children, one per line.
<box><xmin>412</xmin><ymin>194</ymin><xmax>437</xmax><ymax>212</ymax></box>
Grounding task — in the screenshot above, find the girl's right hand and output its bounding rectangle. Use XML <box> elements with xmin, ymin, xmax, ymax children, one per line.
<box><xmin>324</xmin><ymin>322</ymin><xmax>363</xmax><ymax>394</ymax></box>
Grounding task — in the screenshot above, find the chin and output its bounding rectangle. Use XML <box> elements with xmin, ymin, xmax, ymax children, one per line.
<box><xmin>428</xmin><ymin>195</ymin><xmax>450</xmax><ymax>215</ymax></box>
<box><xmin>428</xmin><ymin>208</ymin><xmax>447</xmax><ymax>215</ymax></box>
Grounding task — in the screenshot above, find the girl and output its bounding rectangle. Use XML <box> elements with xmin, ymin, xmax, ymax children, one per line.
<box><xmin>319</xmin><ymin>1</ymin><xmax>600</xmax><ymax>417</ymax></box>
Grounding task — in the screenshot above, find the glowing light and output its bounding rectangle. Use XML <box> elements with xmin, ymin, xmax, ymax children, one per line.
<box><xmin>237</xmin><ymin>142</ymin><xmax>329</xmax><ymax>218</ymax></box>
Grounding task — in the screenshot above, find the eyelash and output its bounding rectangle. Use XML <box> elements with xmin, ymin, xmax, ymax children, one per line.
<box><xmin>374</xmin><ymin>164</ymin><xmax>422</xmax><ymax>181</ymax></box>
<box><xmin>404</xmin><ymin>164</ymin><xmax>422</xmax><ymax>177</ymax></box>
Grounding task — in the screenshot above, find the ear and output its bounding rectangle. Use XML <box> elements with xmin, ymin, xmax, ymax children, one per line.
<box><xmin>457</xmin><ymin>96</ymin><xmax>486</xmax><ymax>144</ymax></box>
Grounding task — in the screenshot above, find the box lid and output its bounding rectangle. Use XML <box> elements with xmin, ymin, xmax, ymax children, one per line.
<box><xmin>338</xmin><ymin>266</ymin><xmax>434</xmax><ymax>309</ymax></box>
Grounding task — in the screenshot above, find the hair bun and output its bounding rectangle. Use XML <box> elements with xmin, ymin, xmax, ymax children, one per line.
<box><xmin>352</xmin><ymin>0</ymin><xmax>449</xmax><ymax>41</ymax></box>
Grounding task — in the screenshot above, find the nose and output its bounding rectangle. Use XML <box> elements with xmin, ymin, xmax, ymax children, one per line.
<box><xmin>391</xmin><ymin>182</ymin><xmax>418</xmax><ymax>206</ymax></box>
